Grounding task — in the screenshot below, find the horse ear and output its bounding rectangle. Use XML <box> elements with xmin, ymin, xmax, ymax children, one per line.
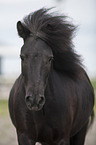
<box><xmin>17</xmin><ymin>21</ymin><xmax>30</xmax><ymax>39</ymax></box>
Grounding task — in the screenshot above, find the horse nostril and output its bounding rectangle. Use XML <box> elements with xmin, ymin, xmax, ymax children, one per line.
<box><xmin>25</xmin><ymin>96</ymin><xmax>34</xmax><ymax>105</ymax></box>
<box><xmin>26</xmin><ymin>96</ymin><xmax>30</xmax><ymax>101</ymax></box>
<box><xmin>38</xmin><ymin>96</ymin><xmax>45</xmax><ymax>106</ymax></box>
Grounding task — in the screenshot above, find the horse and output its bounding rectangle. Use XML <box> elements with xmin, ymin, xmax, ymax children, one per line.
<box><xmin>9</xmin><ymin>8</ymin><xmax>94</xmax><ymax>145</ymax></box>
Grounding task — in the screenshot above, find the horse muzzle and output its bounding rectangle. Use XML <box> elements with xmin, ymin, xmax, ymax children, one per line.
<box><xmin>25</xmin><ymin>95</ymin><xmax>45</xmax><ymax>111</ymax></box>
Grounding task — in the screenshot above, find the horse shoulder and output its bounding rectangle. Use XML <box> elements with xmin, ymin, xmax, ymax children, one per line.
<box><xmin>8</xmin><ymin>75</ymin><xmax>24</xmax><ymax>127</ymax></box>
<box><xmin>71</xmin><ymin>67</ymin><xmax>94</xmax><ymax>136</ymax></box>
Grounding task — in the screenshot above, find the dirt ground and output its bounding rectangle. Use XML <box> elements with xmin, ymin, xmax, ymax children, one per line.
<box><xmin>0</xmin><ymin>116</ymin><xmax>96</xmax><ymax>145</ymax></box>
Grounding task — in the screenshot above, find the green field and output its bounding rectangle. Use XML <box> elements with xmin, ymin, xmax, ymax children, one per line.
<box><xmin>0</xmin><ymin>100</ymin><xmax>8</xmax><ymax>116</ymax></box>
<box><xmin>0</xmin><ymin>80</ymin><xmax>96</xmax><ymax>116</ymax></box>
<box><xmin>92</xmin><ymin>80</ymin><xmax>96</xmax><ymax>91</ymax></box>
<box><xmin>91</xmin><ymin>79</ymin><xmax>96</xmax><ymax>112</ymax></box>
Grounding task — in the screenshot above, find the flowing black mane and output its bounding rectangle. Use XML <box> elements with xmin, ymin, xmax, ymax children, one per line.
<box><xmin>18</xmin><ymin>8</ymin><xmax>82</xmax><ymax>78</ymax></box>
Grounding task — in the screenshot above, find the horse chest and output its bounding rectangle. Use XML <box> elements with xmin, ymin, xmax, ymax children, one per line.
<box><xmin>26</xmin><ymin>109</ymin><xmax>64</xmax><ymax>142</ymax></box>
<box><xmin>25</xmin><ymin>96</ymin><xmax>70</xmax><ymax>134</ymax></box>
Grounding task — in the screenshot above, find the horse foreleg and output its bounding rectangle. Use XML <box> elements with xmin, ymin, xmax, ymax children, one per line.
<box><xmin>17</xmin><ymin>131</ymin><xmax>35</xmax><ymax>145</ymax></box>
<box><xmin>70</xmin><ymin>121</ymin><xmax>88</xmax><ymax>145</ymax></box>
<box><xmin>41</xmin><ymin>139</ymin><xmax>69</xmax><ymax>145</ymax></box>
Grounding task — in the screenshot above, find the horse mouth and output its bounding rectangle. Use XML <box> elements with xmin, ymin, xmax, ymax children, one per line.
<box><xmin>26</xmin><ymin>103</ymin><xmax>44</xmax><ymax>111</ymax></box>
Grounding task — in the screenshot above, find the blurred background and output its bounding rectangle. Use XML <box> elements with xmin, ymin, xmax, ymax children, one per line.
<box><xmin>0</xmin><ymin>0</ymin><xmax>96</xmax><ymax>145</ymax></box>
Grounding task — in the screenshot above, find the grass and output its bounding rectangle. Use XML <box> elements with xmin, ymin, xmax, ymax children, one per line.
<box><xmin>0</xmin><ymin>100</ymin><xmax>8</xmax><ymax>116</ymax></box>
<box><xmin>91</xmin><ymin>79</ymin><xmax>96</xmax><ymax>90</ymax></box>
<box><xmin>91</xmin><ymin>80</ymin><xmax>96</xmax><ymax>112</ymax></box>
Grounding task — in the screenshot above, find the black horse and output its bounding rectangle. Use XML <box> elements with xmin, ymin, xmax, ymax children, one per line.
<box><xmin>9</xmin><ymin>8</ymin><xmax>94</xmax><ymax>145</ymax></box>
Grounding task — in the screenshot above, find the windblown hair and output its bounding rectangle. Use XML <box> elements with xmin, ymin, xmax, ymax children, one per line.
<box><xmin>17</xmin><ymin>8</ymin><xmax>82</xmax><ymax>78</ymax></box>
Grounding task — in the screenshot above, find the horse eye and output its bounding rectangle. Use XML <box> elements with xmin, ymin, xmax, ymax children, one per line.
<box><xmin>48</xmin><ymin>57</ymin><xmax>53</xmax><ymax>62</ymax></box>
